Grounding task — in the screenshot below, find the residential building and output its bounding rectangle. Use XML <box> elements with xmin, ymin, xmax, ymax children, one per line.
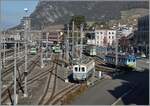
<box><xmin>95</xmin><ymin>30</ymin><xmax>116</xmax><ymax>47</ymax></box>
<box><xmin>42</xmin><ymin>31</ymin><xmax>63</xmax><ymax>44</ymax></box>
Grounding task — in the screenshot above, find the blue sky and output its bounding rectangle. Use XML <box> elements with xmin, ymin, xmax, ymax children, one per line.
<box><xmin>1</xmin><ymin>0</ymin><xmax>39</xmax><ymax>29</ymax></box>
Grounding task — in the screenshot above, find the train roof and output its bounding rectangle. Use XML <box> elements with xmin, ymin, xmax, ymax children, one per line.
<box><xmin>106</xmin><ymin>53</ymin><xmax>136</xmax><ymax>59</ymax></box>
<box><xmin>74</xmin><ymin>55</ymin><xmax>94</xmax><ymax>65</ymax></box>
<box><xmin>85</xmin><ymin>44</ymin><xmax>96</xmax><ymax>46</ymax></box>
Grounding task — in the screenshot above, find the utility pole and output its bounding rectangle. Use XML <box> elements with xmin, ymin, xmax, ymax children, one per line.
<box><xmin>13</xmin><ymin>42</ymin><xmax>17</xmax><ymax>105</ymax></box>
<box><xmin>0</xmin><ymin>31</ymin><xmax>2</xmax><ymax>105</ymax></box>
<box><xmin>41</xmin><ymin>26</ymin><xmax>44</xmax><ymax>68</ymax></box>
<box><xmin>46</xmin><ymin>33</ymin><xmax>48</xmax><ymax>60</ymax></box>
<box><xmin>72</xmin><ymin>21</ymin><xmax>74</xmax><ymax>58</ymax></box>
<box><xmin>66</xmin><ymin>24</ymin><xmax>69</xmax><ymax>62</ymax></box>
<box><xmin>115</xmin><ymin>24</ymin><xmax>120</xmax><ymax>71</ymax></box>
<box><xmin>115</xmin><ymin>36</ymin><xmax>118</xmax><ymax>69</ymax></box>
<box><xmin>64</xmin><ymin>24</ymin><xmax>70</xmax><ymax>83</ymax></box>
<box><xmin>24</xmin><ymin>8</ymin><xmax>28</xmax><ymax>97</ymax></box>
<box><xmin>3</xmin><ymin>31</ymin><xmax>5</xmax><ymax>68</ymax></box>
<box><xmin>76</xmin><ymin>29</ymin><xmax>79</xmax><ymax>58</ymax></box>
<box><xmin>80</xmin><ymin>24</ymin><xmax>83</xmax><ymax>64</ymax></box>
<box><xmin>17</xmin><ymin>34</ymin><xmax>20</xmax><ymax>57</ymax></box>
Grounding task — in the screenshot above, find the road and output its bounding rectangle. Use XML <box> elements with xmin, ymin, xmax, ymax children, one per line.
<box><xmin>136</xmin><ymin>58</ymin><xmax>149</xmax><ymax>69</ymax></box>
<box><xmin>71</xmin><ymin>71</ymin><xmax>149</xmax><ymax>105</ymax></box>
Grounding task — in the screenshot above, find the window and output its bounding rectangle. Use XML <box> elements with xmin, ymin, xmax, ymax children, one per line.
<box><xmin>133</xmin><ymin>59</ymin><xmax>135</xmax><ymax>62</ymax></box>
<box><xmin>101</xmin><ymin>32</ymin><xmax>103</xmax><ymax>34</ymax></box>
<box><xmin>112</xmin><ymin>36</ymin><xmax>114</xmax><ymax>39</ymax></box>
<box><xmin>82</xmin><ymin>67</ymin><xmax>85</xmax><ymax>72</ymax></box>
<box><xmin>109</xmin><ymin>32</ymin><xmax>111</xmax><ymax>34</ymax></box>
<box><xmin>128</xmin><ymin>59</ymin><xmax>130</xmax><ymax>62</ymax></box>
<box><xmin>112</xmin><ymin>32</ymin><xmax>114</xmax><ymax>34</ymax></box>
<box><xmin>97</xmin><ymin>36</ymin><xmax>99</xmax><ymax>39</ymax></box>
<box><xmin>109</xmin><ymin>36</ymin><xmax>111</xmax><ymax>39</ymax></box>
<box><xmin>119</xmin><ymin>59</ymin><xmax>120</xmax><ymax>62</ymax></box>
<box><xmin>97</xmin><ymin>32</ymin><xmax>99</xmax><ymax>34</ymax></box>
<box><xmin>75</xmin><ymin>67</ymin><xmax>78</xmax><ymax>72</ymax></box>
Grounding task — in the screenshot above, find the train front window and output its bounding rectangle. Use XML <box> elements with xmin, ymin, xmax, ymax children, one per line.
<box><xmin>82</xmin><ymin>67</ymin><xmax>85</xmax><ymax>72</ymax></box>
<box><xmin>128</xmin><ymin>59</ymin><xmax>130</xmax><ymax>62</ymax></box>
<box><xmin>75</xmin><ymin>67</ymin><xmax>78</xmax><ymax>72</ymax></box>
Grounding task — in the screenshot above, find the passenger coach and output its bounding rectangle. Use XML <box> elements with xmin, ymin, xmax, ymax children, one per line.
<box><xmin>105</xmin><ymin>53</ymin><xmax>136</xmax><ymax>68</ymax></box>
<box><xmin>73</xmin><ymin>58</ymin><xmax>95</xmax><ymax>81</ymax></box>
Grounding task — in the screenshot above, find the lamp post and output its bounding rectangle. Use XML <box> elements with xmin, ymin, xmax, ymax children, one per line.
<box><xmin>24</xmin><ymin>8</ymin><xmax>28</xmax><ymax>97</ymax></box>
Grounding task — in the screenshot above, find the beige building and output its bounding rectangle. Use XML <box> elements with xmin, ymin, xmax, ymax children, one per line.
<box><xmin>95</xmin><ymin>30</ymin><xmax>116</xmax><ymax>47</ymax></box>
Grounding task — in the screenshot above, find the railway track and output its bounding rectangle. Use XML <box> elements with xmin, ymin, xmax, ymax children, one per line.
<box><xmin>2</xmin><ymin>57</ymin><xmax>25</xmax><ymax>78</ymax></box>
<box><xmin>1</xmin><ymin>54</ymin><xmax>40</xmax><ymax>105</ymax></box>
<box><xmin>38</xmin><ymin>54</ymin><xmax>81</xmax><ymax>105</ymax></box>
<box><xmin>2</xmin><ymin>54</ymin><xmax>38</xmax><ymax>82</ymax></box>
<box><xmin>44</xmin><ymin>55</ymin><xmax>58</xmax><ymax>105</ymax></box>
<box><xmin>38</xmin><ymin>55</ymin><xmax>57</xmax><ymax>105</ymax></box>
<box><xmin>50</xmin><ymin>84</ymin><xmax>79</xmax><ymax>105</ymax></box>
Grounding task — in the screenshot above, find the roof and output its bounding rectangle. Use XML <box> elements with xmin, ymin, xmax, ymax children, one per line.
<box><xmin>106</xmin><ymin>53</ymin><xmax>136</xmax><ymax>59</ymax></box>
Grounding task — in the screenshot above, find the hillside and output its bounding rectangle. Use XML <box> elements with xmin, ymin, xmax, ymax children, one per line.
<box><xmin>15</xmin><ymin>1</ymin><xmax>149</xmax><ymax>30</ymax></box>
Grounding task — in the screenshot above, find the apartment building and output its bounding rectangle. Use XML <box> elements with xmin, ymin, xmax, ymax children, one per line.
<box><xmin>95</xmin><ymin>30</ymin><xmax>116</xmax><ymax>47</ymax></box>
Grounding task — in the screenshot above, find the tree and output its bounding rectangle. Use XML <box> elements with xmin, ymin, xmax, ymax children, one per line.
<box><xmin>69</xmin><ymin>15</ymin><xmax>87</xmax><ymax>30</ymax></box>
<box><xmin>89</xmin><ymin>21</ymin><xmax>109</xmax><ymax>30</ymax></box>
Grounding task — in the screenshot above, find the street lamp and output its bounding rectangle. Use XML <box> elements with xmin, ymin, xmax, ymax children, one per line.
<box><xmin>24</xmin><ymin>8</ymin><xmax>29</xmax><ymax>97</ymax></box>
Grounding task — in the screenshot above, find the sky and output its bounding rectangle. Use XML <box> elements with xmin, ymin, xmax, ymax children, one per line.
<box><xmin>1</xmin><ymin>0</ymin><xmax>39</xmax><ymax>30</ymax></box>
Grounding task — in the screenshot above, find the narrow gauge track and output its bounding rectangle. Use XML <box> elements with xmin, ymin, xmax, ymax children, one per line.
<box><xmin>1</xmin><ymin>54</ymin><xmax>40</xmax><ymax>105</ymax></box>
<box><xmin>2</xmin><ymin>54</ymin><xmax>37</xmax><ymax>80</ymax></box>
<box><xmin>50</xmin><ymin>84</ymin><xmax>79</xmax><ymax>105</ymax></box>
<box><xmin>2</xmin><ymin>57</ymin><xmax>25</xmax><ymax>78</ymax></box>
<box><xmin>38</xmin><ymin>54</ymin><xmax>80</xmax><ymax>105</ymax></box>
<box><xmin>44</xmin><ymin>54</ymin><xmax>59</xmax><ymax>105</ymax></box>
<box><xmin>38</xmin><ymin>55</ymin><xmax>57</xmax><ymax>105</ymax></box>
<box><xmin>25</xmin><ymin>64</ymin><xmax>65</xmax><ymax>86</ymax></box>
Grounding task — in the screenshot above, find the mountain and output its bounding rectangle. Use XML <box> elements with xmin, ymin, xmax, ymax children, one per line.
<box><xmin>18</xmin><ymin>1</ymin><xmax>150</xmax><ymax>30</ymax></box>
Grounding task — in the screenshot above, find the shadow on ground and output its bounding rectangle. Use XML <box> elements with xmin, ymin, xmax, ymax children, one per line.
<box><xmin>108</xmin><ymin>69</ymin><xmax>149</xmax><ymax>105</ymax></box>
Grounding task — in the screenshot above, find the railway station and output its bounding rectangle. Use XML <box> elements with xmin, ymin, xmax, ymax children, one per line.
<box><xmin>0</xmin><ymin>1</ymin><xmax>149</xmax><ymax>105</ymax></box>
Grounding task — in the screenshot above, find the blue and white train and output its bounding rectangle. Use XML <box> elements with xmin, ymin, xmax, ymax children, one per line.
<box><xmin>105</xmin><ymin>53</ymin><xmax>136</xmax><ymax>68</ymax></box>
<box><xmin>84</xmin><ymin>44</ymin><xmax>96</xmax><ymax>56</ymax></box>
<box><xmin>73</xmin><ymin>59</ymin><xmax>95</xmax><ymax>81</ymax></box>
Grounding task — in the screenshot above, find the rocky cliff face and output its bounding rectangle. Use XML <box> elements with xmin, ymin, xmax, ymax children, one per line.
<box><xmin>28</xmin><ymin>1</ymin><xmax>148</xmax><ymax>29</ymax></box>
